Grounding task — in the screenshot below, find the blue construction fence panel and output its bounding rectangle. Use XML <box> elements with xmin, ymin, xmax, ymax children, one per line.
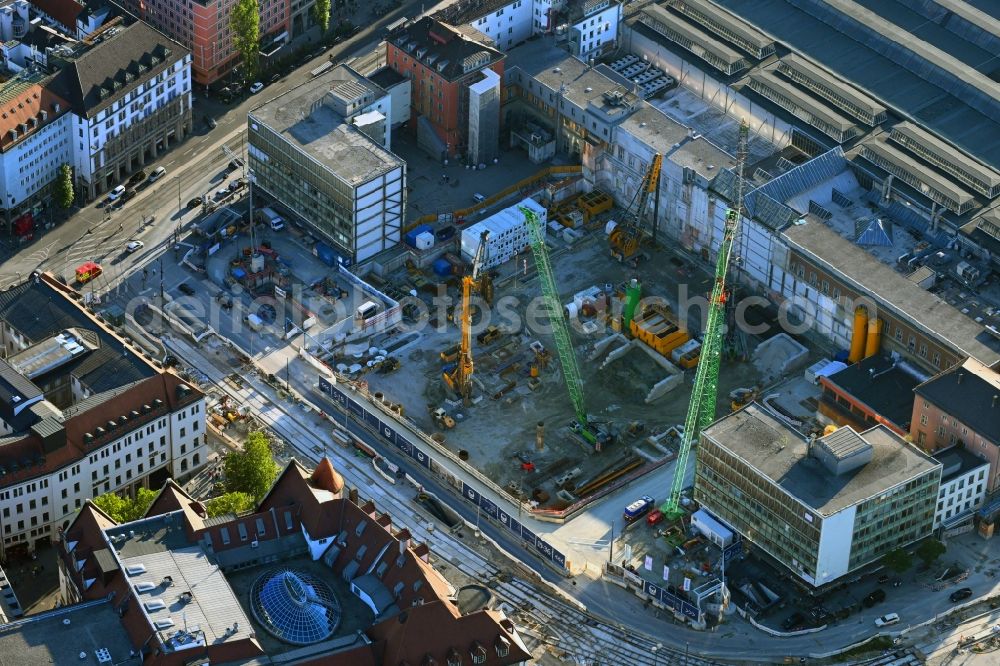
<box><xmin>642</xmin><ymin>580</ymin><xmax>700</xmax><ymax>620</ymax></box>
<box><xmin>320</xmin><ymin>377</ymin><xmax>569</xmax><ymax>571</ymax></box>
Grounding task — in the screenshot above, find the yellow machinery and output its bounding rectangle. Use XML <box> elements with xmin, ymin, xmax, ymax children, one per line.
<box><xmin>609</xmin><ymin>154</ymin><xmax>663</xmax><ymax>261</ymax></box>
<box><xmin>848</xmin><ymin>306</ymin><xmax>868</xmax><ymax>363</ymax></box>
<box><xmin>864</xmin><ymin>317</ymin><xmax>883</xmax><ymax>358</ymax></box>
<box><xmin>444</xmin><ymin>231</ymin><xmax>489</xmax><ymax>403</ymax></box>
<box><xmin>629</xmin><ymin>304</ymin><xmax>690</xmax><ymax>356</ymax></box>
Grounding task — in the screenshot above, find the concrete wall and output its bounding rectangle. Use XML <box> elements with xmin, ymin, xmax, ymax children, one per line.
<box><xmin>814</xmin><ymin>506</ymin><xmax>855</xmax><ymax>585</ymax></box>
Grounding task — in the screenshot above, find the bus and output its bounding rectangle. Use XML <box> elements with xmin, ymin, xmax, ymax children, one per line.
<box><xmin>623</xmin><ymin>495</ymin><xmax>655</xmax><ymax>523</ymax></box>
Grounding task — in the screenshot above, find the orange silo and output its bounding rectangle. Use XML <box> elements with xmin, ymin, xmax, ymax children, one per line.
<box><xmin>848</xmin><ymin>307</ymin><xmax>868</xmax><ymax>363</ymax></box>
<box><xmin>864</xmin><ymin>317</ymin><xmax>883</xmax><ymax>358</ymax></box>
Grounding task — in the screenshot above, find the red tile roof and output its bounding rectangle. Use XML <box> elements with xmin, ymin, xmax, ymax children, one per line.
<box><xmin>29</xmin><ymin>0</ymin><xmax>85</xmax><ymax>32</ymax></box>
<box><xmin>0</xmin><ymin>84</ymin><xmax>69</xmax><ymax>152</ymax></box>
<box><xmin>57</xmin><ymin>458</ymin><xmax>530</xmax><ymax>666</ymax></box>
<box><xmin>311</xmin><ymin>457</ymin><xmax>345</xmax><ymax>493</ymax></box>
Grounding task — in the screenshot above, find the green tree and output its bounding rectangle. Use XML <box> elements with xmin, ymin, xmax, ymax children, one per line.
<box><xmin>223</xmin><ymin>430</ymin><xmax>279</xmax><ymax>500</ymax></box>
<box><xmin>205</xmin><ymin>491</ymin><xmax>256</xmax><ymax>517</ymax></box>
<box><xmin>55</xmin><ymin>163</ymin><xmax>74</xmax><ymax>209</ymax></box>
<box><xmin>883</xmin><ymin>548</ymin><xmax>913</xmax><ymax>573</ymax></box>
<box><xmin>92</xmin><ymin>487</ymin><xmax>158</xmax><ymax>523</ymax></box>
<box><xmin>916</xmin><ymin>538</ymin><xmax>946</xmax><ymax>566</ymax></box>
<box><xmin>231</xmin><ymin>0</ymin><xmax>261</xmax><ymax>80</ymax></box>
<box><xmin>313</xmin><ymin>0</ymin><xmax>331</xmax><ymax>33</ymax></box>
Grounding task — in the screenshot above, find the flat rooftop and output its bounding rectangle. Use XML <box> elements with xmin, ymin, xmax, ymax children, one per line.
<box><xmin>704</xmin><ymin>403</ymin><xmax>941</xmax><ymax>516</ymax></box>
<box><xmin>783</xmin><ymin>217</ymin><xmax>1000</xmax><ymax>367</ymax></box>
<box><xmin>250</xmin><ymin>72</ymin><xmax>403</xmax><ymax>187</ymax></box>
<box><xmin>0</xmin><ymin>601</ymin><xmax>138</xmax><ymax>665</ymax></box>
<box><xmin>936</xmin><ymin>445</ymin><xmax>989</xmax><ymax>485</ymax></box>
<box><xmin>506</xmin><ymin>40</ymin><xmax>640</xmax><ymax>117</ymax></box>
<box><xmin>823</xmin><ymin>354</ymin><xmax>922</xmax><ymax>430</ymax></box>
<box><xmin>666</xmin><ymin>135</ymin><xmax>736</xmax><ymax>179</ymax></box>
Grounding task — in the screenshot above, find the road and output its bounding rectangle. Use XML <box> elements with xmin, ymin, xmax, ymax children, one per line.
<box><xmin>0</xmin><ymin>0</ymin><xmax>428</xmax><ymax>287</ymax></box>
<box><xmin>162</xmin><ymin>333</ymin><xmax>719</xmax><ymax>666</ymax></box>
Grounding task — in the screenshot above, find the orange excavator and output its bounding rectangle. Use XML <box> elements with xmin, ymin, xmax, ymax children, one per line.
<box><xmin>443</xmin><ymin>231</ymin><xmax>490</xmax><ymax>404</ymax></box>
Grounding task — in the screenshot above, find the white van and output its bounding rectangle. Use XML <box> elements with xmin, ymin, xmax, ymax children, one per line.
<box><xmin>356</xmin><ymin>301</ymin><xmax>379</xmax><ymax>321</ymax></box>
<box><xmin>258</xmin><ymin>207</ymin><xmax>285</xmax><ymax>231</ymax></box>
<box><xmin>108</xmin><ymin>185</ymin><xmax>126</xmax><ymax>201</ymax></box>
<box><xmin>473</xmin><ymin>192</ymin><xmax>486</xmax><ymax>203</ymax></box>
<box><xmin>148</xmin><ymin>166</ymin><xmax>166</xmax><ymax>182</ymax></box>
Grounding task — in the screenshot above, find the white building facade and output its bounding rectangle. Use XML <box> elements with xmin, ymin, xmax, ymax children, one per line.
<box><xmin>934</xmin><ymin>451</ymin><xmax>989</xmax><ymax>529</ymax></box>
<box><xmin>569</xmin><ymin>0</ymin><xmax>621</xmax><ymax>61</ymax></box>
<box><xmin>0</xmin><ymin>378</ymin><xmax>207</xmax><ymax>556</ymax></box>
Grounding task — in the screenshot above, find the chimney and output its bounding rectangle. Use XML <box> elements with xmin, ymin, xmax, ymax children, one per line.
<box><xmin>536</xmin><ymin>421</ymin><xmax>545</xmax><ymax>451</ymax></box>
<box><xmin>348</xmin><ymin>487</ymin><xmax>359</xmax><ymax>505</ymax></box>
<box><xmin>957</xmin><ymin>371</ymin><xmax>964</xmax><ymax>384</ymax></box>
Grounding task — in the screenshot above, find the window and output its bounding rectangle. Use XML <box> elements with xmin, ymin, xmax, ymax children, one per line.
<box><xmin>220</xmin><ymin>527</ymin><xmax>230</xmax><ymax>545</ymax></box>
<box><xmin>256</xmin><ymin>518</ymin><xmax>266</xmax><ymax>536</ymax></box>
<box><xmin>920</xmin><ymin>414</ymin><xmax>928</xmax><ymax>426</ymax></box>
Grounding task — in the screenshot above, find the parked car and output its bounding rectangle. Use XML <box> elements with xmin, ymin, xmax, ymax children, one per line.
<box><xmin>125</xmin><ymin>240</ymin><xmax>144</xmax><ymax>253</ymax></box>
<box><xmin>187</xmin><ymin>197</ymin><xmax>203</xmax><ymax>208</ymax></box>
<box><xmin>950</xmin><ymin>587</ymin><xmax>973</xmax><ymax>602</ymax></box>
<box><xmin>204</xmin><ymin>115</ymin><xmax>217</xmax><ymax>129</ymax></box>
<box><xmin>178</xmin><ymin>282</ymin><xmax>196</xmax><ymax>295</ymax></box>
<box><xmin>874</xmin><ymin>613</ymin><xmax>899</xmax><ymax>627</ymax></box>
<box><xmin>215</xmin><ymin>188</ymin><xmax>229</xmax><ymax>200</ymax></box>
<box><xmin>878</xmin><ymin>574</ymin><xmax>890</xmax><ymax>584</ymax></box>
<box><xmin>249</xmin><ymin>81</ymin><xmax>263</xmax><ymax>94</ymax></box>
<box><xmin>229</xmin><ymin>179</ymin><xmax>246</xmax><ymax>192</ymax></box>
<box><xmin>435</xmin><ymin>225</ymin><xmax>456</xmax><ymax>241</ymax></box>
<box><xmin>148</xmin><ymin>166</ymin><xmax>166</xmax><ymax>182</ymax></box>
<box><xmin>128</xmin><ymin>170</ymin><xmax>147</xmax><ymax>186</ymax></box>
<box><xmin>781</xmin><ymin>612</ymin><xmax>806</xmax><ymax>632</ymax></box>
<box><xmin>121</xmin><ymin>188</ymin><xmax>137</xmax><ymax>203</ymax></box>
<box><xmin>862</xmin><ymin>589</ymin><xmax>886</xmax><ymax>608</ymax></box>
<box><xmin>108</xmin><ymin>185</ymin><xmax>127</xmax><ymax>201</ymax></box>
<box><xmin>270</xmin><ymin>73</ymin><xmax>280</xmax><ymax>84</ymax></box>
<box><xmin>229</xmin><ymin>158</ymin><xmax>245</xmax><ymax>170</ymax></box>
<box><xmin>645</xmin><ymin>509</ymin><xmax>665</xmax><ymax>527</ymax></box>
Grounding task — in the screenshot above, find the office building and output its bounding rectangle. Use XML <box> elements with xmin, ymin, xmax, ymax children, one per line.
<box><xmin>697</xmin><ymin>403</ymin><xmax>940</xmax><ymax>587</ymax></box>
<box><xmin>0</xmin><ymin>273</ymin><xmax>208</xmax><ymax>558</ymax></box>
<box><xmin>249</xmin><ymin>65</ymin><xmax>405</xmax><ymax>263</ymax></box>
<box><xmin>386</xmin><ymin>17</ymin><xmax>504</xmax><ymax>161</ymax></box>
<box><xmin>49</xmin><ymin>458</ymin><xmax>531</xmax><ymax>664</ymax></box>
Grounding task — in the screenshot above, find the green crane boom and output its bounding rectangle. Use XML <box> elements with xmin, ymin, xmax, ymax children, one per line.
<box><xmin>520</xmin><ymin>206</ymin><xmax>598</xmax><ymax>446</ymax></box>
<box><xmin>662</xmin><ymin>120</ymin><xmax>749</xmax><ymax>520</ymax></box>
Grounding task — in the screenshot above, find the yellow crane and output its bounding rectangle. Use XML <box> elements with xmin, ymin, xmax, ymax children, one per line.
<box><xmin>609</xmin><ymin>153</ymin><xmax>663</xmax><ymax>261</ymax></box>
<box><xmin>443</xmin><ymin>230</ymin><xmax>490</xmax><ymax>404</ymax></box>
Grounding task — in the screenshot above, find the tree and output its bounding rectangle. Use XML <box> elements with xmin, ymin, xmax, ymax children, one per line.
<box><xmin>92</xmin><ymin>487</ymin><xmax>158</xmax><ymax>523</ymax></box>
<box><xmin>205</xmin><ymin>491</ymin><xmax>256</xmax><ymax>517</ymax></box>
<box><xmin>55</xmin><ymin>163</ymin><xmax>74</xmax><ymax>209</ymax></box>
<box><xmin>231</xmin><ymin>0</ymin><xmax>261</xmax><ymax>80</ymax></box>
<box><xmin>223</xmin><ymin>430</ymin><xmax>279</xmax><ymax>500</ymax></box>
<box><xmin>313</xmin><ymin>0</ymin><xmax>331</xmax><ymax>33</ymax></box>
<box><xmin>916</xmin><ymin>538</ymin><xmax>946</xmax><ymax>566</ymax></box>
<box><xmin>883</xmin><ymin>548</ymin><xmax>913</xmax><ymax>573</ymax></box>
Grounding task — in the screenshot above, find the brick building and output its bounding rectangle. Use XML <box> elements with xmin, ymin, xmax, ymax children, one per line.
<box><xmin>387</xmin><ymin>17</ymin><xmax>504</xmax><ymax>161</ymax></box>
<box><xmin>119</xmin><ymin>0</ymin><xmax>291</xmax><ymax>87</ymax></box>
<box><xmin>46</xmin><ymin>458</ymin><xmax>531</xmax><ymax>665</ymax></box>
<box><xmin>911</xmin><ymin>357</ymin><xmax>1000</xmax><ymax>492</ymax></box>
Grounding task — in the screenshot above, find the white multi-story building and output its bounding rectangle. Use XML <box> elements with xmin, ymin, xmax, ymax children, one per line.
<box><xmin>46</xmin><ymin>21</ymin><xmax>192</xmax><ymax>200</ymax></box>
<box><xmin>0</xmin><ymin>273</ymin><xmax>208</xmax><ymax>557</ymax></box>
<box><xmin>441</xmin><ymin>0</ymin><xmax>619</xmax><ymax>59</ymax></box>
<box><xmin>933</xmin><ymin>446</ymin><xmax>989</xmax><ymax>530</ymax></box>
<box><xmin>0</xmin><ymin>82</ymin><xmax>72</xmax><ymax>222</ymax></box>
<box><xmin>249</xmin><ymin>66</ymin><xmax>405</xmax><ymax>263</ymax></box>
<box><xmin>460</xmin><ymin>197</ymin><xmax>546</xmax><ymax>268</ymax></box>
<box><xmin>569</xmin><ymin>0</ymin><xmax>620</xmax><ymax>61</ymax></box>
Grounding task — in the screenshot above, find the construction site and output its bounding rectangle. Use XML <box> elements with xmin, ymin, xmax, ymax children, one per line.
<box><xmin>337</xmin><ymin>123</ymin><xmax>804</xmax><ymax>524</ymax></box>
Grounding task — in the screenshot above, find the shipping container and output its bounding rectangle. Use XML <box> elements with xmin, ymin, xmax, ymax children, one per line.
<box><xmin>405</xmin><ymin>224</ymin><xmax>433</xmax><ymax>248</ymax></box>
<box><xmin>432</xmin><ymin>258</ymin><xmax>453</xmax><ymax>276</ymax></box>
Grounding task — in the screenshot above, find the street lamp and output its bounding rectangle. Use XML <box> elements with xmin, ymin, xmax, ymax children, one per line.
<box><xmin>650</xmin><ymin>644</ymin><xmax>661</xmax><ymax>666</ymax></box>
